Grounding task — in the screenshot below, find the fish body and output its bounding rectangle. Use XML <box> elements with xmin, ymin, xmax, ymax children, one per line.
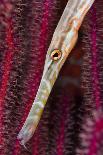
<box><xmin>17</xmin><ymin>0</ymin><xmax>95</xmax><ymax>145</ymax></box>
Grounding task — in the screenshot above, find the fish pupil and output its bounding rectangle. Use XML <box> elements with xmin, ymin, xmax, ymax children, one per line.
<box><xmin>53</xmin><ymin>52</ymin><xmax>59</xmax><ymax>58</ymax></box>
<box><xmin>51</xmin><ymin>49</ymin><xmax>61</xmax><ymax>61</ymax></box>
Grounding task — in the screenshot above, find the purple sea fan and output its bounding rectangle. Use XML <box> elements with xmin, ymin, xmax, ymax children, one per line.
<box><xmin>77</xmin><ymin>0</ymin><xmax>103</xmax><ymax>155</ymax></box>
<box><xmin>0</xmin><ymin>0</ymin><xmax>67</xmax><ymax>154</ymax></box>
<box><xmin>77</xmin><ymin>108</ymin><xmax>103</xmax><ymax>155</ymax></box>
<box><xmin>0</xmin><ymin>0</ymin><xmax>103</xmax><ymax>155</ymax></box>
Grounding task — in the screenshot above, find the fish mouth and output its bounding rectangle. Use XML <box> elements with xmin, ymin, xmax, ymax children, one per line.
<box><xmin>17</xmin><ymin>121</ymin><xmax>35</xmax><ymax>146</ymax></box>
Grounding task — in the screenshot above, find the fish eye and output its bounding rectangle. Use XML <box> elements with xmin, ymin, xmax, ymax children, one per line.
<box><xmin>50</xmin><ymin>49</ymin><xmax>62</xmax><ymax>61</ymax></box>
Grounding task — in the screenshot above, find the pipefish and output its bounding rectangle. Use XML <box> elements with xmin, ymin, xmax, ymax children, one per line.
<box><xmin>17</xmin><ymin>0</ymin><xmax>95</xmax><ymax>146</ymax></box>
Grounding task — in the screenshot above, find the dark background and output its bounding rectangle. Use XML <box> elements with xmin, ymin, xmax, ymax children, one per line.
<box><xmin>0</xmin><ymin>0</ymin><xmax>103</xmax><ymax>155</ymax></box>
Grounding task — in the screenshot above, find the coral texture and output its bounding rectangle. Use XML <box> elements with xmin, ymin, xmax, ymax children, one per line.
<box><xmin>0</xmin><ymin>0</ymin><xmax>103</xmax><ymax>155</ymax></box>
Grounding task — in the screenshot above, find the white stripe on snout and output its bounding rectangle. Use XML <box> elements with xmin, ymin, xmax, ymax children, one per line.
<box><xmin>41</xmin><ymin>95</ymin><xmax>46</xmax><ymax>99</ymax></box>
<box><xmin>35</xmin><ymin>108</ymin><xmax>40</xmax><ymax>114</ymax></box>
<box><xmin>35</xmin><ymin>101</ymin><xmax>44</xmax><ymax>108</ymax></box>
<box><xmin>43</xmin><ymin>59</ymin><xmax>53</xmax><ymax>77</ymax></box>
<box><xmin>43</xmin><ymin>79</ymin><xmax>51</xmax><ymax>93</ymax></box>
<box><xmin>28</xmin><ymin>115</ymin><xmax>39</xmax><ymax>122</ymax></box>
